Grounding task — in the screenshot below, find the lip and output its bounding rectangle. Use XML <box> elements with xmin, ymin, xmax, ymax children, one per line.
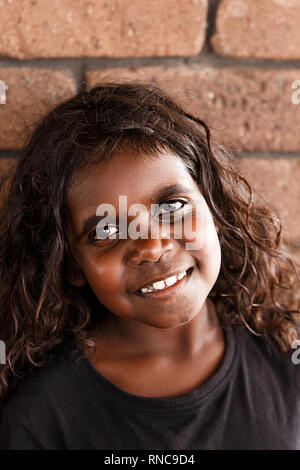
<box><xmin>133</xmin><ymin>266</ymin><xmax>195</xmax><ymax>299</ymax></box>
<box><xmin>130</xmin><ymin>265</ymin><xmax>195</xmax><ymax>294</ymax></box>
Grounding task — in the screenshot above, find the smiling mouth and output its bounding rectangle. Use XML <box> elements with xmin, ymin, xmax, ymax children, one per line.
<box><xmin>134</xmin><ymin>266</ymin><xmax>195</xmax><ymax>298</ymax></box>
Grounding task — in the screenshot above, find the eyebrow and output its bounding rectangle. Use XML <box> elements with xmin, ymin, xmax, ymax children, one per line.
<box><xmin>76</xmin><ymin>183</ymin><xmax>193</xmax><ymax>242</ymax></box>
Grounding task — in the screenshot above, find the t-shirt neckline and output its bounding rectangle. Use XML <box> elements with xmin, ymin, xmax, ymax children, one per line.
<box><xmin>78</xmin><ymin>325</ymin><xmax>239</xmax><ymax>414</ymax></box>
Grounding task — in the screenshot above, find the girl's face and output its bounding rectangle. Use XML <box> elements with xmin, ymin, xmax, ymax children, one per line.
<box><xmin>66</xmin><ymin>150</ymin><xmax>221</xmax><ymax>330</ymax></box>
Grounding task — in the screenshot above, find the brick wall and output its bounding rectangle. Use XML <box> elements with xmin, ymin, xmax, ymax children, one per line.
<box><xmin>0</xmin><ymin>0</ymin><xmax>299</xmax><ymax>264</ymax></box>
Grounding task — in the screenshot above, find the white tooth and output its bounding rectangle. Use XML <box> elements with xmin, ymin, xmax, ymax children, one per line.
<box><xmin>177</xmin><ymin>271</ymin><xmax>187</xmax><ymax>280</ymax></box>
<box><xmin>141</xmin><ymin>287</ymin><xmax>151</xmax><ymax>293</ymax></box>
<box><xmin>152</xmin><ymin>280</ymin><xmax>166</xmax><ymax>290</ymax></box>
<box><xmin>165</xmin><ymin>275</ymin><xmax>177</xmax><ymax>287</ymax></box>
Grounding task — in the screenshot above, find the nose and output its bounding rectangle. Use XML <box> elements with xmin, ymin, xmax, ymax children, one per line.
<box><xmin>127</xmin><ymin>210</ymin><xmax>175</xmax><ymax>265</ymax></box>
<box><xmin>128</xmin><ymin>207</ymin><xmax>175</xmax><ymax>264</ymax></box>
<box><xmin>128</xmin><ymin>237</ymin><xmax>175</xmax><ymax>265</ymax></box>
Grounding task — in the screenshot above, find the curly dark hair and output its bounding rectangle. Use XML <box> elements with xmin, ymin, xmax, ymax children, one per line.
<box><xmin>0</xmin><ymin>81</ymin><xmax>299</xmax><ymax>408</ymax></box>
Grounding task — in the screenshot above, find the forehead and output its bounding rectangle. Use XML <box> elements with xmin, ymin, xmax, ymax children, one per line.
<box><xmin>67</xmin><ymin>151</ymin><xmax>200</xmax><ymax>215</ymax></box>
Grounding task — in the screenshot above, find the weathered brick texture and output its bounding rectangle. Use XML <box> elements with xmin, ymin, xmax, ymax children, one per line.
<box><xmin>0</xmin><ymin>158</ymin><xmax>16</xmax><ymax>180</ymax></box>
<box><xmin>236</xmin><ymin>158</ymin><xmax>300</xmax><ymax>243</ymax></box>
<box><xmin>0</xmin><ymin>0</ymin><xmax>207</xmax><ymax>59</ymax></box>
<box><xmin>87</xmin><ymin>66</ymin><xmax>300</xmax><ymax>152</ymax></box>
<box><xmin>212</xmin><ymin>0</ymin><xmax>300</xmax><ymax>59</ymax></box>
<box><xmin>0</xmin><ymin>68</ymin><xmax>76</xmax><ymax>149</ymax></box>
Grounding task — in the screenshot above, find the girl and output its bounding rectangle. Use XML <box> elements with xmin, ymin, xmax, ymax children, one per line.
<box><xmin>0</xmin><ymin>82</ymin><xmax>299</xmax><ymax>450</ymax></box>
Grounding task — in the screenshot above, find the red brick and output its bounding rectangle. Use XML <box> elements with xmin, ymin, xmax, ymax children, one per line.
<box><xmin>0</xmin><ymin>68</ymin><xmax>76</xmax><ymax>149</ymax></box>
<box><xmin>211</xmin><ymin>0</ymin><xmax>300</xmax><ymax>59</ymax></box>
<box><xmin>236</xmin><ymin>158</ymin><xmax>300</xmax><ymax>243</ymax></box>
<box><xmin>0</xmin><ymin>157</ymin><xmax>16</xmax><ymax>169</ymax></box>
<box><xmin>0</xmin><ymin>158</ymin><xmax>16</xmax><ymax>182</ymax></box>
<box><xmin>0</xmin><ymin>0</ymin><xmax>207</xmax><ymax>59</ymax></box>
<box><xmin>86</xmin><ymin>65</ymin><xmax>300</xmax><ymax>152</ymax></box>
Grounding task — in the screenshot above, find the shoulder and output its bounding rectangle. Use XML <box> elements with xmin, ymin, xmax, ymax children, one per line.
<box><xmin>234</xmin><ymin>323</ymin><xmax>300</xmax><ymax>391</ymax></box>
<box><xmin>3</xmin><ymin>341</ymin><xmax>82</xmax><ymax>410</ymax></box>
<box><xmin>0</xmin><ymin>341</ymin><xmax>84</xmax><ymax>449</ymax></box>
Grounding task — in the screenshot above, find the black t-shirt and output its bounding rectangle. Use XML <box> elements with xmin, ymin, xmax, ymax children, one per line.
<box><xmin>0</xmin><ymin>324</ymin><xmax>299</xmax><ymax>450</ymax></box>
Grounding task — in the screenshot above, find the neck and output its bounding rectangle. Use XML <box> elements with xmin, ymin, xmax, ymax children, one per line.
<box><xmin>90</xmin><ymin>298</ymin><xmax>222</xmax><ymax>363</ymax></box>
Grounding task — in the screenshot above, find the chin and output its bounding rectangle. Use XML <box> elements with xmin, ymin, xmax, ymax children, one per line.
<box><xmin>143</xmin><ymin>312</ymin><xmax>195</xmax><ymax>330</ymax></box>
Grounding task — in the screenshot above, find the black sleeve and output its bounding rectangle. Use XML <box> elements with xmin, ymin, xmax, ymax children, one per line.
<box><xmin>0</xmin><ymin>407</ymin><xmax>45</xmax><ymax>450</ymax></box>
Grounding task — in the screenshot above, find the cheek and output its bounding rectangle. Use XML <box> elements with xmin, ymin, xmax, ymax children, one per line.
<box><xmin>182</xmin><ymin>201</ymin><xmax>216</xmax><ymax>249</ymax></box>
<box><xmin>78</xmin><ymin>252</ymin><xmax>135</xmax><ymax>316</ymax></box>
<box><xmin>80</xmin><ymin>254</ymin><xmax>123</xmax><ymax>299</ymax></box>
<box><xmin>202</xmin><ymin>231</ymin><xmax>222</xmax><ymax>283</ymax></box>
<box><xmin>184</xmin><ymin>205</ymin><xmax>221</xmax><ymax>281</ymax></box>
